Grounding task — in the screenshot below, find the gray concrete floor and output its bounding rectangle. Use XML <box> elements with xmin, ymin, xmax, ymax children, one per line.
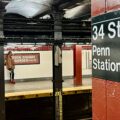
<box><xmin>5</xmin><ymin>77</ymin><xmax>92</xmax><ymax>93</ymax></box>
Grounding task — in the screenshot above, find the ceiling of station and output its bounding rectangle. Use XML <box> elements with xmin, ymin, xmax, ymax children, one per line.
<box><xmin>1</xmin><ymin>0</ymin><xmax>91</xmax><ymax>20</ymax></box>
<box><xmin>1</xmin><ymin>0</ymin><xmax>91</xmax><ymax>43</ymax></box>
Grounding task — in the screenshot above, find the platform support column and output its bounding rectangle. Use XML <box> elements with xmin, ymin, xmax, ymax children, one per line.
<box><xmin>0</xmin><ymin>1</ymin><xmax>6</xmax><ymax>120</ymax></box>
<box><xmin>73</xmin><ymin>45</ymin><xmax>82</xmax><ymax>86</ymax></box>
<box><xmin>52</xmin><ymin>7</ymin><xmax>63</xmax><ymax>120</ymax></box>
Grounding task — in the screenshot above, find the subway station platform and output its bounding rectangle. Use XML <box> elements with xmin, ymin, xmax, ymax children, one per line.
<box><xmin>5</xmin><ymin>77</ymin><xmax>92</xmax><ymax>101</ymax></box>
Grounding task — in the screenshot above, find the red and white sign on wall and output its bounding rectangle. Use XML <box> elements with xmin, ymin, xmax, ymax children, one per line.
<box><xmin>12</xmin><ymin>53</ymin><xmax>40</xmax><ymax>65</ymax></box>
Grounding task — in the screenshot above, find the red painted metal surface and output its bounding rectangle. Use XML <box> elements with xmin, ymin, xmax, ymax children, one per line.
<box><xmin>73</xmin><ymin>45</ymin><xmax>82</xmax><ymax>86</ymax></box>
<box><xmin>91</xmin><ymin>0</ymin><xmax>106</xmax><ymax>17</ymax></box>
<box><xmin>107</xmin><ymin>80</ymin><xmax>120</xmax><ymax>120</ymax></box>
<box><xmin>82</xmin><ymin>45</ymin><xmax>92</xmax><ymax>50</ymax></box>
<box><xmin>92</xmin><ymin>1</ymin><xmax>120</xmax><ymax>120</ymax></box>
<box><xmin>92</xmin><ymin>78</ymin><xmax>107</xmax><ymax>120</ymax></box>
<box><xmin>107</xmin><ymin>0</ymin><xmax>120</xmax><ymax>12</ymax></box>
<box><xmin>5</xmin><ymin>46</ymin><xmax>73</xmax><ymax>51</ymax></box>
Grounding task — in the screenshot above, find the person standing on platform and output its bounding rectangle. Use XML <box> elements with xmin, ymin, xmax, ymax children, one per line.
<box><xmin>6</xmin><ymin>51</ymin><xmax>15</xmax><ymax>84</ymax></box>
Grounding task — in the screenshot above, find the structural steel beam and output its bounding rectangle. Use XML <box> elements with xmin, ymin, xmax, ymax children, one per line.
<box><xmin>52</xmin><ymin>5</ymin><xmax>63</xmax><ymax>120</ymax></box>
<box><xmin>0</xmin><ymin>1</ymin><xmax>6</xmax><ymax>120</ymax></box>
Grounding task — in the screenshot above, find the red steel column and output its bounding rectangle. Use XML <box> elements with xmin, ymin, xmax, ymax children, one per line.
<box><xmin>106</xmin><ymin>1</ymin><xmax>120</xmax><ymax>120</ymax></box>
<box><xmin>107</xmin><ymin>81</ymin><xmax>120</xmax><ymax>120</ymax></box>
<box><xmin>92</xmin><ymin>0</ymin><xmax>107</xmax><ymax>120</ymax></box>
<box><xmin>73</xmin><ymin>45</ymin><xmax>82</xmax><ymax>86</ymax></box>
<box><xmin>92</xmin><ymin>78</ymin><xmax>107</xmax><ymax>120</ymax></box>
<box><xmin>92</xmin><ymin>1</ymin><xmax>120</xmax><ymax>120</ymax></box>
<box><xmin>91</xmin><ymin>0</ymin><xmax>106</xmax><ymax>17</ymax></box>
<box><xmin>106</xmin><ymin>0</ymin><xmax>120</xmax><ymax>11</ymax></box>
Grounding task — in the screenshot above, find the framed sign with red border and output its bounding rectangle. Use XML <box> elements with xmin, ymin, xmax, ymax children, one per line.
<box><xmin>5</xmin><ymin>53</ymin><xmax>40</xmax><ymax>65</ymax></box>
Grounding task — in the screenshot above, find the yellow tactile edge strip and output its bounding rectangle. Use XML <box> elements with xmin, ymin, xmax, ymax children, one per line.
<box><xmin>5</xmin><ymin>86</ymin><xmax>92</xmax><ymax>101</ymax></box>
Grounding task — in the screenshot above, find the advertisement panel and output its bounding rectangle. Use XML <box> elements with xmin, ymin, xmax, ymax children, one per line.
<box><xmin>5</xmin><ymin>53</ymin><xmax>40</xmax><ymax>65</ymax></box>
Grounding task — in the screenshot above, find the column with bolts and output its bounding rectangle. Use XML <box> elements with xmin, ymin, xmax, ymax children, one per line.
<box><xmin>52</xmin><ymin>5</ymin><xmax>63</xmax><ymax>120</ymax></box>
<box><xmin>0</xmin><ymin>1</ymin><xmax>6</xmax><ymax>120</ymax></box>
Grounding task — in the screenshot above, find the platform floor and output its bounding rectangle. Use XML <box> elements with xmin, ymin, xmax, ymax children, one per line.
<box><xmin>5</xmin><ymin>77</ymin><xmax>92</xmax><ymax>93</ymax></box>
<box><xmin>5</xmin><ymin>77</ymin><xmax>92</xmax><ymax>101</ymax></box>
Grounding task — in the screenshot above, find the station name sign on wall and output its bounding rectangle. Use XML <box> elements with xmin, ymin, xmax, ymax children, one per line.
<box><xmin>5</xmin><ymin>53</ymin><xmax>40</xmax><ymax>65</ymax></box>
<box><xmin>92</xmin><ymin>10</ymin><xmax>120</xmax><ymax>82</ymax></box>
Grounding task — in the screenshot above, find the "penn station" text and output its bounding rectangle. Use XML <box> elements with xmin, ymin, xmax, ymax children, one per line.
<box><xmin>93</xmin><ymin>45</ymin><xmax>120</xmax><ymax>72</ymax></box>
